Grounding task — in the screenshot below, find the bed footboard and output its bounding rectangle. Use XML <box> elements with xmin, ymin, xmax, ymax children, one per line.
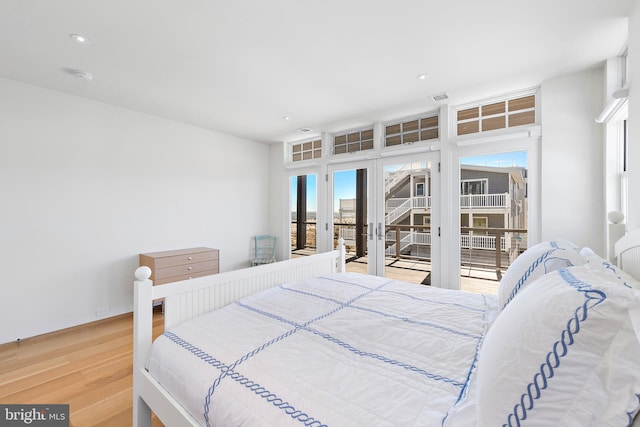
<box><xmin>132</xmin><ymin>239</ymin><xmax>346</xmax><ymax>427</ymax></box>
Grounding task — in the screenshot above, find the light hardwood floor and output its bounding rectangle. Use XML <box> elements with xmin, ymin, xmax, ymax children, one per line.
<box><xmin>0</xmin><ymin>310</ymin><xmax>164</xmax><ymax>427</ymax></box>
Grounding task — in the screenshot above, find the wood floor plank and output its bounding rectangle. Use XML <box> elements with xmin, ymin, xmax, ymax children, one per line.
<box><xmin>0</xmin><ymin>311</ymin><xmax>165</xmax><ymax>426</ymax></box>
<box><xmin>0</xmin><ymin>355</ymin><xmax>71</xmax><ymax>388</ymax></box>
<box><xmin>0</xmin><ymin>339</ymin><xmax>133</xmax><ymax>399</ymax></box>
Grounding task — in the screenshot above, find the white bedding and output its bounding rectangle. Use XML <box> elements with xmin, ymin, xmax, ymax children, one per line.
<box><xmin>147</xmin><ymin>272</ymin><xmax>498</xmax><ymax>426</ymax></box>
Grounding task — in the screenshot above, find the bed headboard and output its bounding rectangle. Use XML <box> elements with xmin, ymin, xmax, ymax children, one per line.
<box><xmin>615</xmin><ymin>228</ymin><xmax>640</xmax><ymax>281</ymax></box>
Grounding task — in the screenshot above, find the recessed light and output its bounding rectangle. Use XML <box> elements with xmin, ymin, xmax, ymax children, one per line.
<box><xmin>416</xmin><ymin>73</ymin><xmax>429</xmax><ymax>80</ymax></box>
<box><xmin>69</xmin><ymin>33</ymin><xmax>90</xmax><ymax>43</ymax></box>
<box><xmin>283</xmin><ymin>116</ymin><xmax>291</xmax><ymax>121</ymax></box>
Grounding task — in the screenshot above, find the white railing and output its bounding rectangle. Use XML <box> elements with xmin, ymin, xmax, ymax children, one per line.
<box><xmin>386</xmin><ymin>231</ymin><xmax>411</xmax><ymax>255</ymax></box>
<box><xmin>413</xmin><ymin>196</ymin><xmax>431</xmax><ymax>209</ymax></box>
<box><xmin>386</xmin><ymin>196</ymin><xmax>432</xmax><ymax>225</ymax></box>
<box><xmin>386</xmin><ymin>198</ymin><xmax>412</xmax><ymax>224</ymax></box>
<box><xmin>460</xmin><ymin>234</ymin><xmax>507</xmax><ymax>251</ymax></box>
<box><xmin>385</xmin><ymin>231</ymin><xmax>431</xmax><ymax>255</ymax></box>
<box><xmin>460</xmin><ymin>193</ymin><xmax>508</xmax><ymax>208</ymax></box>
<box><xmin>338</xmin><ymin>226</ymin><xmax>356</xmax><ymax>244</ymax></box>
<box><xmin>413</xmin><ymin>232</ymin><xmax>431</xmax><ymax>245</ymax></box>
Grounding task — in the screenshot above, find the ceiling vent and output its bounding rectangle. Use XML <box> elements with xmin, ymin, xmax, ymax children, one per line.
<box><xmin>297</xmin><ymin>127</ymin><xmax>313</xmax><ymax>133</ymax></box>
<box><xmin>430</xmin><ymin>92</ymin><xmax>451</xmax><ymax>104</ymax></box>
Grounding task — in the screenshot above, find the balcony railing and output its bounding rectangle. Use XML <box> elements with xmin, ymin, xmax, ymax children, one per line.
<box><xmin>460</xmin><ymin>234</ymin><xmax>506</xmax><ymax>251</ymax></box>
<box><xmin>384</xmin><ymin>225</ymin><xmax>527</xmax><ymax>279</ymax></box>
<box><xmin>385</xmin><ymin>193</ymin><xmax>509</xmax><ymax>225</ymax></box>
<box><xmin>460</xmin><ymin>227</ymin><xmax>528</xmax><ymax>279</ymax></box>
<box><xmin>292</xmin><ymin>221</ymin><xmax>527</xmax><ymax>280</ymax></box>
<box><xmin>460</xmin><ymin>193</ymin><xmax>508</xmax><ymax>208</ymax></box>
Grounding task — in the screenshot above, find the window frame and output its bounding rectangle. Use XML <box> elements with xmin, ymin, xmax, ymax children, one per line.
<box><xmin>332</xmin><ymin>126</ymin><xmax>375</xmax><ymax>155</ymax></box>
<box><xmin>288</xmin><ymin>137</ymin><xmax>323</xmax><ymax>164</ymax></box>
<box><xmin>453</xmin><ymin>89</ymin><xmax>539</xmax><ymax>139</ymax></box>
<box><xmin>460</xmin><ymin>178</ymin><xmax>488</xmax><ymax>195</ymax></box>
<box><xmin>383</xmin><ymin>111</ymin><xmax>440</xmax><ymax>148</ymax></box>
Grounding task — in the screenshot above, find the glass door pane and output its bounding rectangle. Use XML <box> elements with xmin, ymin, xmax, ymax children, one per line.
<box><xmin>291</xmin><ymin>174</ymin><xmax>317</xmax><ymax>256</ymax></box>
<box><xmin>331</xmin><ymin>166</ymin><xmax>373</xmax><ymax>275</ymax></box>
<box><xmin>459</xmin><ymin>151</ymin><xmax>528</xmax><ymax>294</ymax></box>
<box><xmin>381</xmin><ymin>157</ymin><xmax>438</xmax><ymax>285</ymax></box>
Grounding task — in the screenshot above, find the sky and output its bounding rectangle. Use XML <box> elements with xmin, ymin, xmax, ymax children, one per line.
<box><xmin>291</xmin><ymin>150</ymin><xmax>527</xmax><ymax>213</ymax></box>
<box><xmin>291</xmin><ymin>171</ymin><xmax>352</xmax><ymax>213</ymax></box>
<box><xmin>291</xmin><ymin>174</ymin><xmax>318</xmax><ymax>212</ymax></box>
<box><xmin>461</xmin><ymin>150</ymin><xmax>527</xmax><ymax>167</ymax></box>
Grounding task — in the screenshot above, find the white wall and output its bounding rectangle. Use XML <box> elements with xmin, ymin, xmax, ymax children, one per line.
<box><xmin>628</xmin><ymin>0</ymin><xmax>640</xmax><ymax>231</ymax></box>
<box><xmin>540</xmin><ymin>68</ymin><xmax>607</xmax><ymax>252</ymax></box>
<box><xmin>269</xmin><ymin>142</ymin><xmax>288</xmax><ymax>261</ymax></box>
<box><xmin>0</xmin><ymin>77</ymin><xmax>270</xmax><ymax>344</ymax></box>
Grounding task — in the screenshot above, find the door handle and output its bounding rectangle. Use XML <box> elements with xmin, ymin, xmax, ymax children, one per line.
<box><xmin>377</xmin><ymin>222</ymin><xmax>384</xmax><ymax>240</ymax></box>
<box><xmin>368</xmin><ymin>223</ymin><xmax>374</xmax><ymax>240</ymax></box>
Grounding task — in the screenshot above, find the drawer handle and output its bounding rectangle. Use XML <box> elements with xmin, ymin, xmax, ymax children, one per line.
<box><xmin>188</xmin><ymin>256</ymin><xmax>193</xmax><ymax>260</ymax></box>
<box><xmin>187</xmin><ymin>266</ymin><xmax>193</xmax><ymax>270</ymax></box>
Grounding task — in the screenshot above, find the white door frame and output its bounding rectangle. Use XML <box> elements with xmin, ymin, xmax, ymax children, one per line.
<box><xmin>377</xmin><ymin>152</ymin><xmax>441</xmax><ymax>284</ymax></box>
<box><xmin>286</xmin><ymin>166</ymin><xmax>327</xmax><ymax>257</ymax></box>
<box><xmin>327</xmin><ymin>159</ymin><xmax>378</xmax><ymax>275</ymax></box>
<box><xmin>448</xmin><ymin>131</ymin><xmax>541</xmax><ymax>289</ymax></box>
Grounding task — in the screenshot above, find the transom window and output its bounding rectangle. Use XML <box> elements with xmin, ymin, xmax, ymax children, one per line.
<box><xmin>385</xmin><ymin>113</ymin><xmax>439</xmax><ymax>147</ymax></box>
<box><xmin>333</xmin><ymin>128</ymin><xmax>374</xmax><ymax>154</ymax></box>
<box><xmin>291</xmin><ymin>139</ymin><xmax>322</xmax><ymax>162</ymax></box>
<box><xmin>456</xmin><ymin>94</ymin><xmax>536</xmax><ymax>136</ymax></box>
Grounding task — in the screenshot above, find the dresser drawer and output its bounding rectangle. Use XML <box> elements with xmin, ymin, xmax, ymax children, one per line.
<box><xmin>141</xmin><ymin>247</ymin><xmax>218</xmax><ymax>269</ymax></box>
<box><xmin>154</xmin><ymin>269</ymin><xmax>218</xmax><ymax>285</ymax></box>
<box><xmin>154</xmin><ymin>260</ymin><xmax>219</xmax><ymax>281</ymax></box>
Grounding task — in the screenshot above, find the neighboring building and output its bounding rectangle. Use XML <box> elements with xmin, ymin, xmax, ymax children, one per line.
<box><xmin>385</xmin><ymin>163</ymin><xmax>528</xmax><ymax>267</ymax></box>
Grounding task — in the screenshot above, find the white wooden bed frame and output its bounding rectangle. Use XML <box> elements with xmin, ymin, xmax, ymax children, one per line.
<box><xmin>132</xmin><ymin>232</ymin><xmax>640</xmax><ymax>427</ymax></box>
<box><xmin>615</xmin><ymin>230</ymin><xmax>640</xmax><ymax>281</ymax></box>
<box><xmin>133</xmin><ymin>240</ymin><xmax>346</xmax><ymax>427</ymax></box>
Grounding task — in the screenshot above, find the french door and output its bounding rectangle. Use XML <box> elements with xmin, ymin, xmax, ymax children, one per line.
<box><xmin>328</xmin><ymin>152</ymin><xmax>440</xmax><ymax>283</ymax></box>
<box><xmin>329</xmin><ymin>160</ymin><xmax>375</xmax><ymax>275</ymax></box>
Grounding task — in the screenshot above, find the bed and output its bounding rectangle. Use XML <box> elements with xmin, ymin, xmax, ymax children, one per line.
<box><xmin>133</xmin><ymin>232</ymin><xmax>640</xmax><ymax>427</ymax></box>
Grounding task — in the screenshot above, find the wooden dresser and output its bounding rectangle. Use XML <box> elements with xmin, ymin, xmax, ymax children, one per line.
<box><xmin>139</xmin><ymin>247</ymin><xmax>219</xmax><ymax>285</ymax></box>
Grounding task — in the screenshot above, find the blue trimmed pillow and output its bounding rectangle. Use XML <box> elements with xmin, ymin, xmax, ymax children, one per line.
<box><xmin>497</xmin><ymin>240</ymin><xmax>584</xmax><ymax>310</ymax></box>
<box><xmin>477</xmin><ymin>265</ymin><xmax>640</xmax><ymax>426</ymax></box>
<box><xmin>580</xmin><ymin>246</ymin><xmax>640</xmax><ymax>290</ymax></box>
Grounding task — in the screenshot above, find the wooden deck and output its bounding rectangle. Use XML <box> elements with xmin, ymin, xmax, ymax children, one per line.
<box><xmin>344</xmin><ymin>258</ymin><xmax>498</xmax><ymax>294</ymax></box>
<box><xmin>292</xmin><ymin>249</ymin><xmax>499</xmax><ymax>294</ymax></box>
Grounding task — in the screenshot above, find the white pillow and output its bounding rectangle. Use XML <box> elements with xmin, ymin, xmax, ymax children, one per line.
<box><xmin>477</xmin><ymin>265</ymin><xmax>640</xmax><ymax>426</ymax></box>
<box><xmin>580</xmin><ymin>246</ymin><xmax>640</xmax><ymax>290</ymax></box>
<box><xmin>498</xmin><ymin>239</ymin><xmax>585</xmax><ymax>310</ymax></box>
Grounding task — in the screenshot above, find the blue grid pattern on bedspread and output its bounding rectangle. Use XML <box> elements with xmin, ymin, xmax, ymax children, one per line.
<box><xmin>158</xmin><ymin>274</ymin><xmax>492</xmax><ymax>427</ymax></box>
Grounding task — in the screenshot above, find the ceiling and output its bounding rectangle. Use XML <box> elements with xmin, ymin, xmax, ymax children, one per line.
<box><xmin>0</xmin><ymin>0</ymin><xmax>635</xmax><ymax>143</ymax></box>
